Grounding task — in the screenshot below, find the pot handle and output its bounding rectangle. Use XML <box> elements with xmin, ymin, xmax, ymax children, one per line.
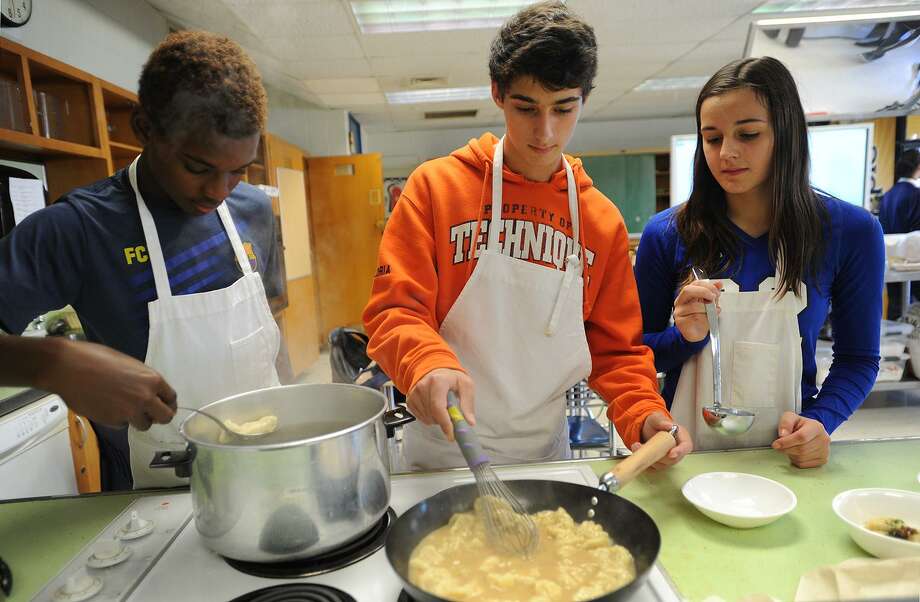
<box><xmin>150</xmin><ymin>447</ymin><xmax>195</xmax><ymax>479</ymax></box>
<box><xmin>383</xmin><ymin>407</ymin><xmax>415</xmax><ymax>438</ymax></box>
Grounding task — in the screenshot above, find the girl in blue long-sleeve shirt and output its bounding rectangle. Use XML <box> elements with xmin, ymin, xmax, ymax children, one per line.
<box><xmin>635</xmin><ymin>57</ymin><xmax>884</xmax><ymax>468</ymax></box>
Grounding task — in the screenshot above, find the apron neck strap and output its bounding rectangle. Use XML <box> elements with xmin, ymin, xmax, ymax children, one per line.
<box><xmin>489</xmin><ymin>137</ymin><xmax>581</xmax><ymax>264</ymax></box>
<box><xmin>129</xmin><ymin>156</ymin><xmax>172</xmax><ymax>300</ymax></box>
<box><xmin>127</xmin><ymin>156</ymin><xmax>253</xmax><ymax>302</ymax></box>
<box><xmin>217</xmin><ymin>204</ymin><xmax>254</xmax><ymax>275</ymax></box>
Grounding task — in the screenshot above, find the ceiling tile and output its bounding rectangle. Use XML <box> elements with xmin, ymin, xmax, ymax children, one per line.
<box><xmin>314</xmin><ymin>92</ymin><xmax>387</xmax><ymax>107</ymax></box>
<box><xmin>679</xmin><ymin>39</ymin><xmax>748</xmax><ymax>63</ymax></box>
<box><xmin>593</xmin><ymin>17</ymin><xmax>736</xmax><ymax>45</ymax></box>
<box><xmin>358</xmin><ymin>28</ymin><xmax>498</xmax><ymax>58</ymax></box>
<box><xmin>225</xmin><ymin>0</ymin><xmax>356</xmax><ymax>37</ymax></box>
<box><xmin>370</xmin><ymin>53</ymin><xmax>487</xmax><ymax>78</ymax></box>
<box><xmin>596</xmin><ymin>42</ymin><xmax>697</xmax><ymax>64</ymax></box>
<box><xmin>282</xmin><ymin>58</ymin><xmax>374</xmax><ymax>80</ymax></box>
<box><xmin>304</xmin><ymin>77</ymin><xmax>381</xmax><ymax>94</ymax></box>
<box><xmin>265</xmin><ymin>34</ymin><xmax>365</xmax><ymax>61</ymax></box>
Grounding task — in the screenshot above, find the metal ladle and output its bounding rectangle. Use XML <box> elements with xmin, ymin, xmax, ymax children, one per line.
<box><xmin>690</xmin><ymin>267</ymin><xmax>755</xmax><ymax>436</ymax></box>
<box><xmin>176</xmin><ymin>406</ymin><xmax>275</xmax><ymax>442</ymax></box>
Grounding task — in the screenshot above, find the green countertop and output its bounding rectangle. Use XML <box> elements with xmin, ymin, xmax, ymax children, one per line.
<box><xmin>1</xmin><ymin>439</ymin><xmax>918</xmax><ymax>602</ymax></box>
<box><xmin>590</xmin><ymin>438</ymin><xmax>920</xmax><ymax>602</ymax></box>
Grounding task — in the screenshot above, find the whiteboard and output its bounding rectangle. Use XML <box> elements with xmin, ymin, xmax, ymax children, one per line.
<box><xmin>669</xmin><ymin>122</ymin><xmax>874</xmax><ymax>208</ymax></box>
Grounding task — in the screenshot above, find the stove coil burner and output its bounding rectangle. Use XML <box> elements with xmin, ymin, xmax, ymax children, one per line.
<box><xmin>224</xmin><ymin>508</ymin><xmax>396</xmax><ymax>579</ymax></box>
<box><xmin>229</xmin><ymin>583</ymin><xmax>357</xmax><ymax>602</ymax></box>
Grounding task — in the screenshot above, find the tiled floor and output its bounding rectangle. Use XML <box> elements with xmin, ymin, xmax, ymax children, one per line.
<box><xmin>297</xmin><ymin>351</ymin><xmax>920</xmax><ymax>451</ymax></box>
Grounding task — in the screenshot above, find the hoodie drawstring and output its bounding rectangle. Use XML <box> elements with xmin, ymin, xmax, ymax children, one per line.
<box><xmin>465</xmin><ymin>160</ymin><xmax>491</xmax><ymax>281</ymax></box>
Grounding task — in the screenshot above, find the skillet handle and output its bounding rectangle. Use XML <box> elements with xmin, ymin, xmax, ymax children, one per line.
<box><xmin>598</xmin><ymin>428</ymin><xmax>676</xmax><ymax>493</ymax></box>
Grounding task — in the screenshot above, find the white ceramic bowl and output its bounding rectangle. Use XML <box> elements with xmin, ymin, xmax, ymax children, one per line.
<box><xmin>682</xmin><ymin>472</ymin><xmax>797</xmax><ymax>528</ymax></box>
<box><xmin>832</xmin><ymin>488</ymin><xmax>920</xmax><ymax>559</ymax></box>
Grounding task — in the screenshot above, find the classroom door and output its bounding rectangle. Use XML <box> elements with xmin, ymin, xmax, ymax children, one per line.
<box><xmin>306</xmin><ymin>153</ymin><xmax>384</xmax><ymax>342</ymax></box>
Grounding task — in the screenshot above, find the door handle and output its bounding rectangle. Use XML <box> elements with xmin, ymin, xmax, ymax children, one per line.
<box><xmin>368</xmin><ymin>188</ymin><xmax>383</xmax><ymax>206</ymax></box>
<box><xmin>73</xmin><ymin>415</ymin><xmax>88</xmax><ymax>449</ymax></box>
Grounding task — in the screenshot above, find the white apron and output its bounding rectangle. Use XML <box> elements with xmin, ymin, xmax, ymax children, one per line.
<box><xmin>670</xmin><ymin>277</ymin><xmax>806</xmax><ymax>450</ymax></box>
<box><xmin>402</xmin><ymin>138</ymin><xmax>592</xmax><ymax>470</ymax></box>
<box><xmin>126</xmin><ymin>157</ymin><xmax>280</xmax><ymax>488</ymax></box>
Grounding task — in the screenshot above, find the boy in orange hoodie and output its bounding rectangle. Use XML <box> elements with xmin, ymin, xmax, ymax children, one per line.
<box><xmin>363</xmin><ymin>1</ymin><xmax>693</xmax><ymax>470</ymax></box>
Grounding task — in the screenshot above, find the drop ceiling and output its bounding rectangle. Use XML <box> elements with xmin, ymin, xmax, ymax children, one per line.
<box><xmin>142</xmin><ymin>0</ymin><xmax>780</xmax><ymax>133</ymax></box>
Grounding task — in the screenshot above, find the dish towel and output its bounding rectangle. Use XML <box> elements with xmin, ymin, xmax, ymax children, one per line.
<box><xmin>794</xmin><ymin>557</ymin><xmax>920</xmax><ymax>601</ymax></box>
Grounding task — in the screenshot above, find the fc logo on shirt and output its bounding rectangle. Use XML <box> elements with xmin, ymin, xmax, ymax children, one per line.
<box><xmin>124</xmin><ymin>246</ymin><xmax>148</xmax><ymax>264</ymax></box>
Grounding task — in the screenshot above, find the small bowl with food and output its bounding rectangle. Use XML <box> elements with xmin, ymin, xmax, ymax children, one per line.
<box><xmin>832</xmin><ymin>488</ymin><xmax>920</xmax><ymax>559</ymax></box>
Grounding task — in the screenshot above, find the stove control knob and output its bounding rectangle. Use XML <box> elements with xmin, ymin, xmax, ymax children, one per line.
<box><xmin>116</xmin><ymin>510</ymin><xmax>154</xmax><ymax>540</ymax></box>
<box><xmin>87</xmin><ymin>538</ymin><xmax>132</xmax><ymax>568</ymax></box>
<box><xmin>54</xmin><ymin>571</ymin><xmax>103</xmax><ymax>601</ymax></box>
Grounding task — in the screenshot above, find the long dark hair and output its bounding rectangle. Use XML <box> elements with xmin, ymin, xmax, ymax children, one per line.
<box><xmin>676</xmin><ymin>56</ymin><xmax>827</xmax><ymax>297</ymax></box>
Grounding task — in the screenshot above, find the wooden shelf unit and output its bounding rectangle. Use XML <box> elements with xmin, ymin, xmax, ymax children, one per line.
<box><xmin>0</xmin><ymin>38</ymin><xmax>148</xmax><ymax>200</ymax></box>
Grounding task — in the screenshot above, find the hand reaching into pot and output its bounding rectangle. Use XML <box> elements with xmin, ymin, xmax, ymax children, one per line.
<box><xmin>0</xmin><ymin>335</ymin><xmax>177</xmax><ymax>430</ymax></box>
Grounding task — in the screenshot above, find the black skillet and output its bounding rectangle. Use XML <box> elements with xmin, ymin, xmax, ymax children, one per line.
<box><xmin>385</xmin><ymin>429</ymin><xmax>677</xmax><ymax>602</ymax></box>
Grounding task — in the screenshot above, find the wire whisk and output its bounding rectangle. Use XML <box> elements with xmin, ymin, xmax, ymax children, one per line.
<box><xmin>447</xmin><ymin>391</ymin><xmax>539</xmax><ymax>556</ymax></box>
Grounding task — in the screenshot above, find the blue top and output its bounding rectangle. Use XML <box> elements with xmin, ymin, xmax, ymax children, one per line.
<box><xmin>635</xmin><ymin>195</ymin><xmax>884</xmax><ymax>434</ymax></box>
<box><xmin>0</xmin><ymin>168</ymin><xmax>283</xmax><ymax>489</ymax></box>
<box><xmin>879</xmin><ymin>180</ymin><xmax>920</xmax><ymax>234</ymax></box>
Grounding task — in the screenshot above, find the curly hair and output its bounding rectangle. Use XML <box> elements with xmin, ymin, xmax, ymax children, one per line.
<box><xmin>138</xmin><ymin>30</ymin><xmax>267</xmax><ymax>140</ymax></box>
<box><xmin>489</xmin><ymin>1</ymin><xmax>597</xmax><ymax>98</ymax></box>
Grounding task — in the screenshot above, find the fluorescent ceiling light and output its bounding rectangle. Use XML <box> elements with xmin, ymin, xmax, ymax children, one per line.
<box><xmin>633</xmin><ymin>76</ymin><xmax>709</xmax><ymax>92</ymax></box>
<box><xmin>386</xmin><ymin>86</ymin><xmax>491</xmax><ymax>104</ymax></box>
<box><xmin>754</xmin><ymin>8</ymin><xmax>920</xmax><ymax>26</ymax></box>
<box><xmin>350</xmin><ymin>1</ymin><xmax>551</xmax><ymax>34</ymax></box>
<box><xmin>755</xmin><ymin>0</ymin><xmax>919</xmax><ymax>14</ymax></box>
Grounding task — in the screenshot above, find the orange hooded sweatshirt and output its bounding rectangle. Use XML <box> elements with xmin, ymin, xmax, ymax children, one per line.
<box><xmin>362</xmin><ymin>132</ymin><xmax>669</xmax><ymax>448</ymax></box>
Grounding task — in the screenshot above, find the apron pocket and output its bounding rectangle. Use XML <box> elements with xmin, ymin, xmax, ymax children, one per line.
<box><xmin>230</xmin><ymin>326</ymin><xmax>274</xmax><ymax>391</ymax></box>
<box><xmin>731</xmin><ymin>341</ymin><xmax>778</xmax><ymax>408</ymax></box>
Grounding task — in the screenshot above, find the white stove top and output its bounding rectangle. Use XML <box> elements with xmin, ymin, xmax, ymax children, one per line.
<box><xmin>35</xmin><ymin>463</ymin><xmax>681</xmax><ymax>602</ymax></box>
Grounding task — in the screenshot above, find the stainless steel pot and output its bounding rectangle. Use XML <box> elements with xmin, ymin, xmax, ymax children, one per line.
<box><xmin>150</xmin><ymin>383</ymin><xmax>413</xmax><ymax>563</ymax></box>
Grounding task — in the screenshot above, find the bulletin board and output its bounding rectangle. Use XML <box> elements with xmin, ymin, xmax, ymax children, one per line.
<box><xmin>578</xmin><ymin>153</ymin><xmax>656</xmax><ymax>234</ymax></box>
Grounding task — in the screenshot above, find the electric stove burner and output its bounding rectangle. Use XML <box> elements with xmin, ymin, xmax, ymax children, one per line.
<box><xmin>229</xmin><ymin>583</ymin><xmax>357</xmax><ymax>602</ymax></box>
<box><xmin>224</xmin><ymin>508</ymin><xmax>396</xmax><ymax>579</ymax></box>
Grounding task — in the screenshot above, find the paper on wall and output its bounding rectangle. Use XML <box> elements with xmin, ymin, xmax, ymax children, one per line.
<box><xmin>8</xmin><ymin>177</ymin><xmax>45</xmax><ymax>225</ymax></box>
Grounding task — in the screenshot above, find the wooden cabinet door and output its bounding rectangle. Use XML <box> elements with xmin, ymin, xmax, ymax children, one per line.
<box><xmin>306</xmin><ymin>153</ymin><xmax>384</xmax><ymax>342</ymax></box>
